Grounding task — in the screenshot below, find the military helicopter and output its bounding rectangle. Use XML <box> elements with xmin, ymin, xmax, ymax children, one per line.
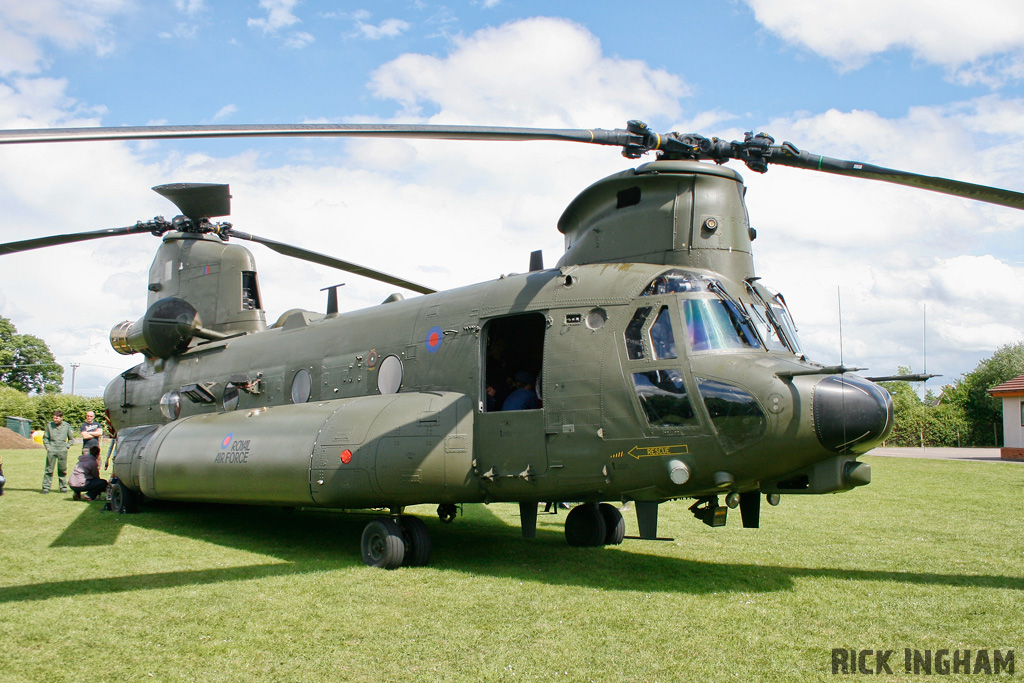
<box><xmin>2</xmin><ymin>121</ymin><xmax>1022</xmax><ymax>568</ymax></box>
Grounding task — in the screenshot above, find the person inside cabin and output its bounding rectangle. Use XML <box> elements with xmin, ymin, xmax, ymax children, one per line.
<box><xmin>502</xmin><ymin>371</ymin><xmax>540</xmax><ymax>411</ymax></box>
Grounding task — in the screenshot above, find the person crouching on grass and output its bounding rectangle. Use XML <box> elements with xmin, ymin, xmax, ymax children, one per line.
<box><xmin>69</xmin><ymin>446</ymin><xmax>107</xmax><ymax>502</ymax></box>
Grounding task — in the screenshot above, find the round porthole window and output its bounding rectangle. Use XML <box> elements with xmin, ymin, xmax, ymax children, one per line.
<box><xmin>586</xmin><ymin>307</ymin><xmax>607</xmax><ymax>330</ymax></box>
<box><xmin>377</xmin><ymin>355</ymin><xmax>403</xmax><ymax>395</ymax></box>
<box><xmin>159</xmin><ymin>391</ymin><xmax>181</xmax><ymax>420</ymax></box>
<box><xmin>291</xmin><ymin>368</ymin><xmax>312</xmax><ymax>404</ymax></box>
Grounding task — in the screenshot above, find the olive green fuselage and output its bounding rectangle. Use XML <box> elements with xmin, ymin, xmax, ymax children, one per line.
<box><xmin>107</xmin><ymin>262</ymin><xmax>845</xmax><ymax>509</ymax></box>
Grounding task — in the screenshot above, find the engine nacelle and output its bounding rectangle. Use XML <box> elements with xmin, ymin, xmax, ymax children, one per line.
<box><xmin>112</xmin><ymin>392</ymin><xmax>476</xmax><ymax>508</ymax></box>
<box><xmin>110</xmin><ymin>297</ymin><xmax>204</xmax><ymax>358</ymax></box>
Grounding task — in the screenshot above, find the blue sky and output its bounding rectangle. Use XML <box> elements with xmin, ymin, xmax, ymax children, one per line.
<box><xmin>1</xmin><ymin>0</ymin><xmax>1023</xmax><ymax>396</ymax></box>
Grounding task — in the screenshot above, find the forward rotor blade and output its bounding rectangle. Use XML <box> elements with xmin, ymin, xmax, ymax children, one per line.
<box><xmin>4</xmin><ymin>121</ymin><xmax>1022</xmax><ymax>211</ymax></box>
<box><xmin>769</xmin><ymin>147</ymin><xmax>1024</xmax><ymax>211</ymax></box>
<box><xmin>0</xmin><ymin>123</ymin><xmax>628</xmax><ymax>148</ymax></box>
<box><xmin>226</xmin><ymin>229</ymin><xmax>436</xmax><ymax>295</ymax></box>
<box><xmin>0</xmin><ymin>223</ymin><xmax>159</xmax><ymax>255</ymax></box>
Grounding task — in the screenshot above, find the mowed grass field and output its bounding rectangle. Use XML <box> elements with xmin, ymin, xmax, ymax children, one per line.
<box><xmin>0</xmin><ymin>448</ymin><xmax>1021</xmax><ymax>682</ymax></box>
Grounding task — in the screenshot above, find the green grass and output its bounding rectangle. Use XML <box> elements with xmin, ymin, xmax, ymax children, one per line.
<box><xmin>1</xmin><ymin>448</ymin><xmax>1022</xmax><ymax>682</ymax></box>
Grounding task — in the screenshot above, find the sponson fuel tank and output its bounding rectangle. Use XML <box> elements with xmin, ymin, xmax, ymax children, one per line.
<box><xmin>112</xmin><ymin>392</ymin><xmax>475</xmax><ymax>508</ymax></box>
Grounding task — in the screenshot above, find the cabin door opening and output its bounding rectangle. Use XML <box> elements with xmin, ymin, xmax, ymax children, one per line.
<box><xmin>482</xmin><ymin>312</ymin><xmax>546</xmax><ymax>412</ymax></box>
<box><xmin>476</xmin><ymin>311</ymin><xmax>548</xmax><ymax>487</ymax></box>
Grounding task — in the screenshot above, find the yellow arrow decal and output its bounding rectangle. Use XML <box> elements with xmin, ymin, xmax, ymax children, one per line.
<box><xmin>626</xmin><ymin>444</ymin><xmax>689</xmax><ymax>459</ymax></box>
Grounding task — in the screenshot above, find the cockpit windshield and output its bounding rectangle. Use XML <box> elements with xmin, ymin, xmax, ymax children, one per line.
<box><xmin>681</xmin><ymin>298</ymin><xmax>761</xmax><ymax>351</ymax></box>
<box><xmin>639</xmin><ymin>270</ymin><xmax>799</xmax><ymax>353</ymax></box>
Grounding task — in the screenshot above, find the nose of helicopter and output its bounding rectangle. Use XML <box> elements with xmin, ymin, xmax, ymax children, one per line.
<box><xmin>812</xmin><ymin>375</ymin><xmax>893</xmax><ymax>454</ymax></box>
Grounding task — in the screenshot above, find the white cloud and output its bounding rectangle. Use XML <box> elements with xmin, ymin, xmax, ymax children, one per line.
<box><xmin>744</xmin><ymin>0</ymin><xmax>1024</xmax><ymax>84</ymax></box>
<box><xmin>247</xmin><ymin>0</ymin><xmax>300</xmax><ymax>33</ymax></box>
<box><xmin>175</xmin><ymin>0</ymin><xmax>206</xmax><ymax>15</ymax></box>
<box><xmin>739</xmin><ymin>100</ymin><xmax>1024</xmax><ymax>377</ymax></box>
<box><xmin>368</xmin><ymin>17</ymin><xmax>687</xmax><ymax>125</ymax></box>
<box><xmin>284</xmin><ymin>31</ymin><xmax>314</xmax><ymax>48</ymax></box>
<box><xmin>0</xmin><ymin>0</ymin><xmax>130</xmax><ymax>75</ymax></box>
<box><xmin>212</xmin><ymin>104</ymin><xmax>237</xmax><ymax>121</ymax></box>
<box><xmin>247</xmin><ymin>0</ymin><xmax>314</xmax><ymax>48</ymax></box>
<box><xmin>355</xmin><ymin>17</ymin><xmax>410</xmax><ymax>40</ymax></box>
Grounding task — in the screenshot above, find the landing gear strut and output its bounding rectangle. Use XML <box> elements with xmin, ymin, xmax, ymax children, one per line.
<box><xmin>437</xmin><ymin>503</ymin><xmax>458</xmax><ymax>524</ymax></box>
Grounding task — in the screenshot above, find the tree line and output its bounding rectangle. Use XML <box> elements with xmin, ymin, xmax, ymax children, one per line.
<box><xmin>881</xmin><ymin>342</ymin><xmax>1024</xmax><ymax>448</ymax></box>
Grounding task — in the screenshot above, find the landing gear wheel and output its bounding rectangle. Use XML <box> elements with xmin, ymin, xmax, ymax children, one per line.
<box><xmin>398</xmin><ymin>515</ymin><xmax>432</xmax><ymax>567</ymax></box>
<box><xmin>599</xmin><ymin>503</ymin><xmax>625</xmax><ymax>545</ymax></box>
<box><xmin>109</xmin><ymin>479</ymin><xmax>139</xmax><ymax>514</ymax></box>
<box><xmin>361</xmin><ymin>517</ymin><xmax>405</xmax><ymax>569</ymax></box>
<box><xmin>565</xmin><ymin>503</ymin><xmax>607</xmax><ymax>547</ymax></box>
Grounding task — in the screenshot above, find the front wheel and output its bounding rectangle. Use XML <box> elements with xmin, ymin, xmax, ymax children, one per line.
<box><xmin>565</xmin><ymin>503</ymin><xmax>607</xmax><ymax>547</ymax></box>
<box><xmin>599</xmin><ymin>503</ymin><xmax>625</xmax><ymax>545</ymax></box>
<box><xmin>398</xmin><ymin>515</ymin><xmax>431</xmax><ymax>567</ymax></box>
<box><xmin>361</xmin><ymin>517</ymin><xmax>405</xmax><ymax>569</ymax></box>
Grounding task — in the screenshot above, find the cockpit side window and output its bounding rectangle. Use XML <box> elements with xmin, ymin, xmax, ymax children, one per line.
<box><xmin>650</xmin><ymin>306</ymin><xmax>677</xmax><ymax>360</ymax></box>
<box><xmin>681</xmin><ymin>299</ymin><xmax>761</xmax><ymax>351</ymax></box>
<box><xmin>768</xmin><ymin>294</ymin><xmax>802</xmax><ymax>354</ymax></box>
<box><xmin>745</xmin><ymin>281</ymin><xmax>802</xmax><ymax>353</ymax></box>
<box><xmin>625</xmin><ymin>307</ymin><xmax>652</xmax><ymax>360</ymax></box>
<box><xmin>632</xmin><ymin>369</ymin><xmax>698</xmax><ymax>427</ymax></box>
<box><xmin>746</xmin><ymin>302</ymin><xmax>788</xmax><ymax>351</ymax></box>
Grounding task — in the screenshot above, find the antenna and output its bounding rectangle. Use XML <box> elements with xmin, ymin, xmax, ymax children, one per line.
<box><xmin>837</xmin><ymin>286</ymin><xmax>844</xmax><ymax>367</ymax></box>
<box><xmin>922</xmin><ymin>303</ymin><xmax>927</xmax><ymax>377</ymax></box>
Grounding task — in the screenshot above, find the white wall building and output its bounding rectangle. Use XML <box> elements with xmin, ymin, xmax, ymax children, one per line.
<box><xmin>987</xmin><ymin>374</ymin><xmax>1024</xmax><ymax>460</ymax></box>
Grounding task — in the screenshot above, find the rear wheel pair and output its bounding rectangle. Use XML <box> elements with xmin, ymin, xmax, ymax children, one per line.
<box><xmin>360</xmin><ymin>515</ymin><xmax>432</xmax><ymax>569</ymax></box>
<box><xmin>109</xmin><ymin>479</ymin><xmax>140</xmax><ymax>513</ymax></box>
<box><xmin>564</xmin><ymin>503</ymin><xmax>625</xmax><ymax>547</ymax></box>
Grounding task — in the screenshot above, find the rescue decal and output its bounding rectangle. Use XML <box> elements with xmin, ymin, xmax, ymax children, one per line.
<box><xmin>611</xmin><ymin>444</ymin><xmax>689</xmax><ymax>459</ymax></box>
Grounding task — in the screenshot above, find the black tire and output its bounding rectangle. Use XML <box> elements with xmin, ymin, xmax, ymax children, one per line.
<box><xmin>398</xmin><ymin>515</ymin><xmax>432</xmax><ymax>567</ymax></box>
<box><xmin>599</xmin><ymin>503</ymin><xmax>625</xmax><ymax>545</ymax></box>
<box><xmin>565</xmin><ymin>503</ymin><xmax>607</xmax><ymax>547</ymax></box>
<box><xmin>110</xmin><ymin>479</ymin><xmax>139</xmax><ymax>514</ymax></box>
<box><xmin>361</xmin><ymin>517</ymin><xmax>405</xmax><ymax>569</ymax></box>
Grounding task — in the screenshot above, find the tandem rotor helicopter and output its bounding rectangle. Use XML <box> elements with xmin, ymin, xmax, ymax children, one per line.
<box><xmin>2</xmin><ymin>121</ymin><xmax>1022</xmax><ymax>568</ymax></box>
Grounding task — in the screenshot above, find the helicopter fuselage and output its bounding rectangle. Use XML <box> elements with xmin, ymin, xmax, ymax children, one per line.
<box><xmin>106</xmin><ymin>259</ymin><xmax>890</xmax><ymax>517</ymax></box>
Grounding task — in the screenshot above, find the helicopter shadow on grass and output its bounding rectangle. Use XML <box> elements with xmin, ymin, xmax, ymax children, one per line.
<box><xmin>4</xmin><ymin>500</ymin><xmax>1022</xmax><ymax>605</ymax></box>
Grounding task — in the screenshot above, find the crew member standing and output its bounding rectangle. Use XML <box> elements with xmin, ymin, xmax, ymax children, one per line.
<box><xmin>42</xmin><ymin>410</ymin><xmax>76</xmax><ymax>494</ymax></box>
<box><xmin>80</xmin><ymin>411</ymin><xmax>103</xmax><ymax>456</ymax></box>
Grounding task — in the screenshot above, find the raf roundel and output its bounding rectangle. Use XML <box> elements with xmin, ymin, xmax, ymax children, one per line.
<box><xmin>425</xmin><ymin>326</ymin><xmax>443</xmax><ymax>353</ymax></box>
<box><xmin>221</xmin><ymin>433</ymin><xmax>233</xmax><ymax>450</ymax></box>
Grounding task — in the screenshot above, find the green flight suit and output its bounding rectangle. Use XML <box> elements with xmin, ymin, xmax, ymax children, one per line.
<box><xmin>42</xmin><ymin>420</ymin><xmax>76</xmax><ymax>493</ymax></box>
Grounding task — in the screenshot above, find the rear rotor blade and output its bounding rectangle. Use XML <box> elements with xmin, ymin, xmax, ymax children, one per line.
<box><xmin>226</xmin><ymin>229</ymin><xmax>436</xmax><ymax>295</ymax></box>
<box><xmin>0</xmin><ymin>223</ymin><xmax>161</xmax><ymax>255</ymax></box>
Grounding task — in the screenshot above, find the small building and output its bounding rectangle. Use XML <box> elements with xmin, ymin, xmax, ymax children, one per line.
<box><xmin>987</xmin><ymin>374</ymin><xmax>1024</xmax><ymax>460</ymax></box>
